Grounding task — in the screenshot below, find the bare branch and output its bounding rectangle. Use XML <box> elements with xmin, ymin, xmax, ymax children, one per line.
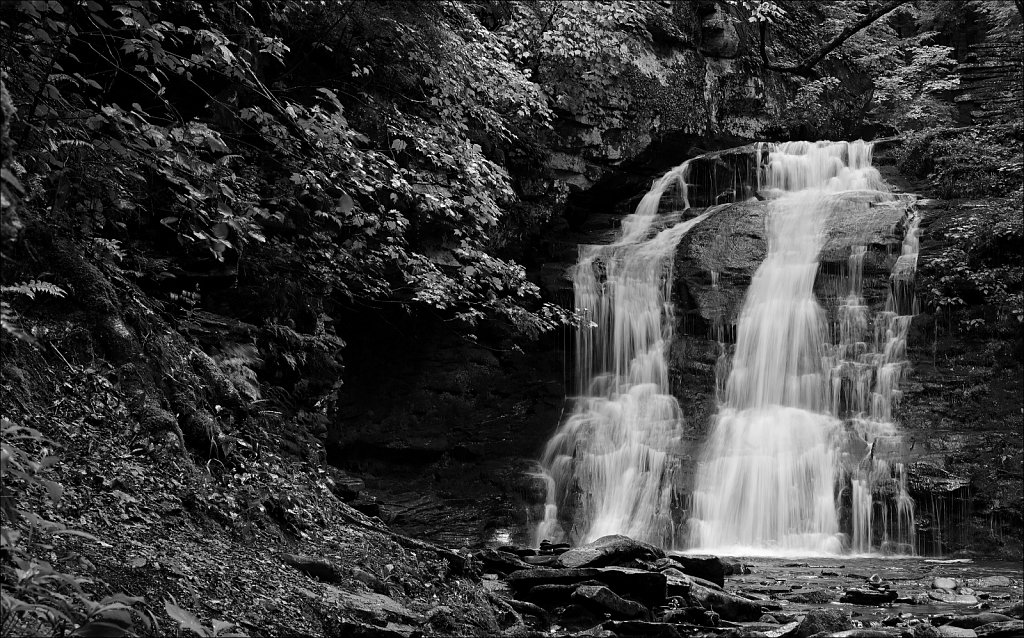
<box><xmin>760</xmin><ymin>0</ymin><xmax>908</xmax><ymax>78</ymax></box>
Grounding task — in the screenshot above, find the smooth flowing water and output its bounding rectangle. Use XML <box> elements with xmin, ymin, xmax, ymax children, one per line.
<box><xmin>534</xmin><ymin>161</ymin><xmax>713</xmax><ymax>546</ymax></box>
<box><xmin>536</xmin><ymin>141</ymin><xmax>920</xmax><ymax>555</ymax></box>
<box><xmin>689</xmin><ymin>141</ymin><xmax>919</xmax><ymax>556</ymax></box>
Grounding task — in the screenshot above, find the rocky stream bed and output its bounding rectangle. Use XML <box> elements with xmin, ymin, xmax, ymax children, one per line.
<box><xmin>451</xmin><ymin>535</ymin><xmax>1023</xmax><ymax>638</ymax></box>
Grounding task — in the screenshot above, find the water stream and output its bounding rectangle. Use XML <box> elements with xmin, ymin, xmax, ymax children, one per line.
<box><xmin>536</xmin><ymin>141</ymin><xmax>921</xmax><ymax>556</ymax></box>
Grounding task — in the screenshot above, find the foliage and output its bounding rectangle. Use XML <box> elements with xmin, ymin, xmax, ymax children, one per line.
<box><xmin>1</xmin><ymin>280</ymin><xmax>65</xmax><ymax>344</ymax></box>
<box><xmin>898</xmin><ymin>123</ymin><xmax>1024</xmax><ymax>334</ymax></box>
<box><xmin>918</xmin><ymin>194</ymin><xmax>1024</xmax><ymax>333</ymax></box>
<box><xmin>895</xmin><ymin>124</ymin><xmax>1024</xmax><ymax>198</ymax></box>
<box><xmin>1</xmin><ymin>418</ymin><xmax>154</xmax><ymax>637</ymax></box>
<box><xmin>0</xmin><ymin>0</ymin><xmax>567</xmax><ymax>358</ymax></box>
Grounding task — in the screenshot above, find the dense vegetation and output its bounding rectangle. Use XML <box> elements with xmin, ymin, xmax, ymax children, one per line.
<box><xmin>1</xmin><ymin>0</ymin><xmax>1021</xmax><ymax>635</ymax></box>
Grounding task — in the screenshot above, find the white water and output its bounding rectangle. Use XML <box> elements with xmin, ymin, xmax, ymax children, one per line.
<box><xmin>534</xmin><ymin>161</ymin><xmax>714</xmax><ymax>546</ymax></box>
<box><xmin>535</xmin><ymin>140</ymin><xmax>920</xmax><ymax>555</ymax></box>
<box><xmin>689</xmin><ymin>141</ymin><xmax>919</xmax><ymax>556</ymax></box>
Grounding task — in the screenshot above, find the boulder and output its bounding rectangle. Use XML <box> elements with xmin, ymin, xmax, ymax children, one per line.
<box><xmin>557</xmin><ymin>535</ymin><xmax>665</xmax><ymax>569</ymax></box>
<box><xmin>795</xmin><ymin>608</ymin><xmax>853</xmax><ymax>638</ymax></box>
<box><xmin>934</xmin><ymin>577</ymin><xmax>960</xmax><ymax>590</ymax></box>
<box><xmin>687</xmin><ymin>579</ymin><xmax>762</xmax><ymax>622</ymax></box>
<box><xmin>593</xmin><ymin>567</ymin><xmax>668</xmax><ymax>607</ymax></box>
<box><xmin>572</xmin><ymin>585</ymin><xmax>648</xmax><ymax>619</ymax></box>
<box><xmin>666</xmin><ymin>553</ymin><xmax>727</xmax><ymax>588</ymax></box>
<box><xmin>840</xmin><ymin>588</ymin><xmax>899</xmax><ymax>605</ymax></box>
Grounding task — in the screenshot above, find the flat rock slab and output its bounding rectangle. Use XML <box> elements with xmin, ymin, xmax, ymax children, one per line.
<box><xmin>929</xmin><ymin>591</ymin><xmax>980</xmax><ymax>605</ymax></box>
<box><xmin>689</xmin><ymin>580</ymin><xmax>762</xmax><ymax>622</ymax></box>
<box><xmin>473</xmin><ymin>548</ymin><xmax>533</xmax><ymax>574</ymax></box>
<box><xmin>508</xmin><ymin>567</ymin><xmax>602</xmax><ymax>588</ymax></box>
<box><xmin>509</xmin><ymin>566</ymin><xmax>666</xmax><ymax>606</ymax></box>
<box><xmin>840</xmin><ymin>588</ymin><xmax>898</xmax><ymax>605</ymax></box>
<box><xmin>968</xmin><ymin>576</ymin><xmax>1012</xmax><ymax>588</ymax></box>
<box><xmin>666</xmin><ymin>553</ymin><xmax>727</xmax><ymax>588</ymax></box>
<box><xmin>975</xmin><ymin>620</ymin><xmax>1024</xmax><ymax>637</ymax></box>
<box><xmin>937</xmin><ymin>613</ymin><xmax>1016</xmax><ymax>629</ymax></box>
<box><xmin>777</xmin><ymin>588</ymin><xmax>838</xmax><ymax>604</ymax></box>
<box><xmin>557</xmin><ymin>534</ymin><xmax>664</xmax><ymax>569</ymax></box>
<box><xmin>935</xmin><ymin>626</ymin><xmax>978</xmax><ymax>637</ymax></box>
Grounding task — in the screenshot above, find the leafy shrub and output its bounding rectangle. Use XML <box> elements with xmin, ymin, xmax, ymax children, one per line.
<box><xmin>896</xmin><ymin>124</ymin><xmax>1024</xmax><ymax>199</ymax></box>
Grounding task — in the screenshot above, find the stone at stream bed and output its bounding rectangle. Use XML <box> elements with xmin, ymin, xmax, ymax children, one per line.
<box><xmin>795</xmin><ymin>608</ymin><xmax>853</xmax><ymax>638</ymax></box>
<box><xmin>975</xmin><ymin>620</ymin><xmax>1024</xmax><ymax>637</ymax></box>
<box><xmin>523</xmin><ymin>555</ymin><xmax>560</xmax><ymax>566</ymax></box>
<box><xmin>662</xmin><ymin>607</ymin><xmax>720</xmax><ymax>626</ymax></box>
<box><xmin>840</xmin><ymin>588</ymin><xmax>899</xmax><ymax>605</ymax></box>
<box><xmin>777</xmin><ymin>588</ymin><xmax>838</xmax><ymax>604</ymax></box>
<box><xmin>666</xmin><ymin>552</ymin><xmax>727</xmax><ymax>587</ymax></box>
<box><xmin>934</xmin><ymin>626</ymin><xmax>978</xmax><ymax>637</ymax></box>
<box><xmin>819</xmin><ymin>631</ymin><xmax>895</xmax><ymax>638</ymax></box>
<box><xmin>556</xmin><ymin>534</ymin><xmax>665</xmax><ymax>569</ymax></box>
<box><xmin>686</xmin><ymin>578</ymin><xmax>763</xmax><ymax>622</ymax></box>
<box><xmin>934</xmin><ymin>577</ymin><xmax>960</xmax><ymax>590</ymax></box>
<box><xmin>968</xmin><ymin>576</ymin><xmax>1012</xmax><ymax>588</ymax></box>
<box><xmin>572</xmin><ymin>584</ymin><xmax>649</xmax><ymax>619</ymax></box>
<box><xmin>933</xmin><ymin>613</ymin><xmax>1016</xmax><ymax>629</ymax></box>
<box><xmin>929</xmin><ymin>591</ymin><xmax>980</xmax><ymax>605</ymax></box>
<box><xmin>998</xmin><ymin>602</ymin><xmax>1023</xmax><ymax>618</ymax></box>
<box><xmin>473</xmin><ymin>548</ymin><xmax>534</xmax><ymax>574</ymax></box>
<box><xmin>508</xmin><ymin>567</ymin><xmax>667</xmax><ymax>606</ymax></box>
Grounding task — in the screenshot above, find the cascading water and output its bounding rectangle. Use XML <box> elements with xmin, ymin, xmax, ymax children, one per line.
<box><xmin>535</xmin><ymin>140</ymin><xmax>919</xmax><ymax>555</ymax></box>
<box><xmin>688</xmin><ymin>141</ymin><xmax>919</xmax><ymax>555</ymax></box>
<box><xmin>534</xmin><ymin>161</ymin><xmax>714</xmax><ymax>547</ymax></box>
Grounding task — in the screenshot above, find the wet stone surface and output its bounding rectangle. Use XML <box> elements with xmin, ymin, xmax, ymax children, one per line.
<box><xmin>473</xmin><ymin>538</ymin><xmax>1023</xmax><ymax>638</ymax></box>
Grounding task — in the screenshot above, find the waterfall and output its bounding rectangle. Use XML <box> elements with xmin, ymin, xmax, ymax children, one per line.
<box><xmin>535</xmin><ymin>140</ymin><xmax>919</xmax><ymax>555</ymax></box>
<box><xmin>689</xmin><ymin>141</ymin><xmax>918</xmax><ymax>556</ymax></box>
<box><xmin>534</xmin><ymin>161</ymin><xmax>714</xmax><ymax>546</ymax></box>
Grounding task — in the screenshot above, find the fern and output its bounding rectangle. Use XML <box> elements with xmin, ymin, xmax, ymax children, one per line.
<box><xmin>1</xmin><ymin>281</ymin><xmax>65</xmax><ymax>343</ymax></box>
<box><xmin>1</xmin><ymin>280</ymin><xmax>66</xmax><ymax>300</ymax></box>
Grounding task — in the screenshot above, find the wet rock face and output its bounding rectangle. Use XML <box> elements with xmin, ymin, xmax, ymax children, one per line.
<box><xmin>669</xmin><ymin>193</ymin><xmax>913</xmax><ymax>438</ymax></box>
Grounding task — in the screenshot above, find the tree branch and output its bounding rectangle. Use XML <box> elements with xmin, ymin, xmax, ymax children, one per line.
<box><xmin>759</xmin><ymin>0</ymin><xmax>908</xmax><ymax>78</ymax></box>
